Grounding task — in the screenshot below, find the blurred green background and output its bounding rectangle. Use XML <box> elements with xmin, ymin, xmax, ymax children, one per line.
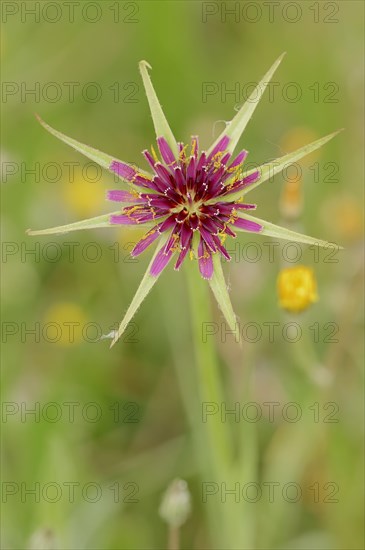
<box><xmin>1</xmin><ymin>1</ymin><xmax>364</xmax><ymax>549</ymax></box>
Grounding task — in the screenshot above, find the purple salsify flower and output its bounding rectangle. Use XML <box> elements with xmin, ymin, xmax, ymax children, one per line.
<box><xmin>108</xmin><ymin>135</ymin><xmax>260</xmax><ymax>280</ymax></box>
<box><xmin>29</xmin><ymin>55</ymin><xmax>341</xmax><ymax>345</ymax></box>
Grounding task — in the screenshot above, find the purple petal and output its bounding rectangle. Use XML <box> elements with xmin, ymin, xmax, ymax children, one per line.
<box><xmin>133</xmin><ymin>174</ymin><xmax>154</xmax><ymax>188</ymax></box>
<box><xmin>200</xmin><ymin>216</ymin><xmax>221</xmax><ymax>235</ymax></box>
<box><xmin>137</xmin><ymin>211</ymin><xmax>169</xmax><ymax>223</ymax></box>
<box><xmin>157</xmin><ymin>137</ymin><xmax>176</xmax><ymax>166</ymax></box>
<box><xmin>110</xmin><ymin>214</ymin><xmax>139</xmax><ymax>225</ymax></box>
<box><xmin>198</xmin><ymin>239</ymin><xmax>214</xmax><ymax>280</ymax></box>
<box><xmin>174</xmin><ymin>209</ymin><xmax>189</xmax><ymax>224</ymax></box>
<box><xmin>143</xmin><ymin>195</ymin><xmax>173</xmax><ymax>209</ymax></box>
<box><xmin>158</xmin><ymin>215</ymin><xmax>177</xmax><ymax>233</ymax></box>
<box><xmin>174</xmin><ymin>246</ymin><xmax>189</xmax><ymax>271</ymax></box>
<box><xmin>212</xmin><ymin>235</ymin><xmax>231</xmax><ymax>261</ymax></box>
<box><xmin>209</xmin><ymin>165</ymin><xmax>226</xmax><ymax>187</ymax></box>
<box><xmin>199</xmin><ymin>226</ymin><xmax>218</xmax><ymax>252</ymax></box>
<box><xmin>110</xmin><ymin>161</ymin><xmax>137</xmax><ymax>181</ymax></box>
<box><xmin>107</xmin><ymin>190</ymin><xmax>141</xmax><ymax>203</ymax></box>
<box><xmin>173</xmin><ymin>166</ymin><xmax>186</xmax><ymax>194</ymax></box>
<box><xmin>154</xmin><ymin>163</ymin><xmax>173</xmax><ymax>187</ymax></box>
<box><xmin>242</xmin><ymin>170</ymin><xmax>260</xmax><ymax>185</ymax></box>
<box><xmin>180</xmin><ymin>223</ymin><xmax>193</xmax><ymax>249</ymax></box>
<box><xmin>221</xmin><ymin>152</ymin><xmax>231</xmax><ymax>165</ymax></box>
<box><xmin>229</xmin><ymin>150</ymin><xmax>248</xmax><ymax>170</ymax></box>
<box><xmin>164</xmin><ymin>224</ymin><xmax>180</xmax><ymax>254</ymax></box>
<box><xmin>186</xmin><ymin>156</ymin><xmax>197</xmax><ymax>183</ymax></box>
<box><xmin>207</xmin><ymin>136</ymin><xmax>230</xmax><ymax>162</ymax></box>
<box><xmin>189</xmin><ymin>213</ymin><xmax>200</xmax><ymax>231</ymax></box>
<box><xmin>221</xmin><ymin>170</ymin><xmax>260</xmax><ymax>196</ymax></box>
<box><xmin>143</xmin><ymin>149</ymin><xmax>157</xmax><ymax>170</ymax></box>
<box><xmin>120</xmin><ymin>205</ymin><xmax>170</xmax><ymax>224</ymax></box>
<box><xmin>177</xmin><ymin>225</ymin><xmax>193</xmax><ymax>267</ymax></box>
<box><xmin>150</xmin><ymin>247</ymin><xmax>174</xmax><ymax>277</ymax></box>
<box><xmin>196</xmin><ymin>152</ymin><xmax>207</xmax><ymax>174</ymax></box>
<box><xmin>205</xmin><ymin>202</ymin><xmax>234</xmax><ymax>217</ymax></box>
<box><xmin>222</xmin><ymin>224</ymin><xmax>236</xmax><ymax>238</ymax></box>
<box><xmin>131</xmin><ymin>228</ymin><xmax>161</xmax><ymax>257</ymax></box>
<box><xmin>232</xmin><ymin>217</ymin><xmax>263</xmax><ymax>232</ymax></box>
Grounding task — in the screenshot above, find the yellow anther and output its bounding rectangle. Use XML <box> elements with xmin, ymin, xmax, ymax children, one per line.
<box><xmin>151</xmin><ymin>145</ymin><xmax>160</xmax><ymax>163</ymax></box>
<box><xmin>219</xmin><ymin>232</ymin><xmax>227</xmax><ymax>245</ymax></box>
<box><xmin>179</xmin><ymin>144</ymin><xmax>189</xmax><ymax>162</ymax></box>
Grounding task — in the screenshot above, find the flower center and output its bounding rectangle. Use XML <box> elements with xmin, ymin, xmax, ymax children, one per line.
<box><xmin>184</xmin><ymin>198</ymin><xmax>202</xmax><ymax>216</ymax></box>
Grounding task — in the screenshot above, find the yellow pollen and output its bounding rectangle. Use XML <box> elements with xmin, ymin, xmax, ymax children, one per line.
<box><xmin>199</xmin><ymin>250</ymin><xmax>210</xmax><ymax>260</ymax></box>
<box><xmin>179</xmin><ymin>144</ymin><xmax>189</xmax><ymax>162</ymax></box>
<box><xmin>211</xmin><ymin>151</ymin><xmax>224</xmax><ymax>169</ymax></box>
<box><xmin>219</xmin><ymin>232</ymin><xmax>227</xmax><ymax>245</ymax></box>
<box><xmin>171</xmin><ymin>233</ymin><xmax>181</xmax><ymax>253</ymax></box>
<box><xmin>227</xmin><ymin>209</ymin><xmax>238</xmax><ymax>225</ymax></box>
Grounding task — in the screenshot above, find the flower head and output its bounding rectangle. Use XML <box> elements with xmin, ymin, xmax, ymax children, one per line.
<box><xmin>28</xmin><ymin>55</ymin><xmax>342</xmax><ymax>346</ymax></box>
<box><xmin>159</xmin><ymin>478</ymin><xmax>191</xmax><ymax>528</ymax></box>
<box><xmin>108</xmin><ymin>135</ymin><xmax>261</xmax><ymax>279</ymax></box>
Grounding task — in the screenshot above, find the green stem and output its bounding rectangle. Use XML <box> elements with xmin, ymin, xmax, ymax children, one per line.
<box><xmin>185</xmin><ymin>263</ymin><xmax>231</xmax><ymax>471</ymax></box>
<box><xmin>185</xmin><ymin>263</ymin><xmax>255</xmax><ymax>549</ymax></box>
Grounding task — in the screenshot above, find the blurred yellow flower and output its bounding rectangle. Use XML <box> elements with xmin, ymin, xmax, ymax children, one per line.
<box><xmin>43</xmin><ymin>302</ymin><xmax>88</xmax><ymax>346</ymax></box>
<box><xmin>62</xmin><ymin>168</ymin><xmax>107</xmax><ymax>218</ymax></box>
<box><xmin>277</xmin><ymin>266</ymin><xmax>318</xmax><ymax>313</ymax></box>
<box><xmin>279</xmin><ymin>178</ymin><xmax>303</xmax><ymax>221</ymax></box>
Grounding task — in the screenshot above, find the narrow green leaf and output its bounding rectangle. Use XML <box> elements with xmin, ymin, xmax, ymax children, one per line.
<box><xmin>208</xmin><ymin>254</ymin><xmax>238</xmax><ymax>334</ymax></box>
<box><xmin>213</xmin><ymin>129</ymin><xmax>343</xmax><ymax>204</ymax></box>
<box><xmin>27</xmin><ymin>211</ymin><xmax>125</xmax><ymax>236</ymax></box>
<box><xmin>139</xmin><ymin>61</ymin><xmax>179</xmax><ymax>158</ymax></box>
<box><xmin>36</xmin><ymin>115</ymin><xmax>150</xmax><ymax>188</ymax></box>
<box><xmin>208</xmin><ymin>53</ymin><xmax>286</xmax><ymax>156</ymax></box>
<box><xmin>235</xmin><ymin>213</ymin><xmax>343</xmax><ymax>249</ymax></box>
<box><xmin>110</xmin><ymin>235</ymin><xmax>169</xmax><ymax>348</ymax></box>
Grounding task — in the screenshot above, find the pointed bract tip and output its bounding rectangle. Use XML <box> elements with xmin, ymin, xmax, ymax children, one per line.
<box><xmin>325</xmin><ymin>128</ymin><xmax>344</xmax><ymax>140</ymax></box>
<box><xmin>139</xmin><ymin>60</ymin><xmax>152</xmax><ymax>72</ymax></box>
<box><xmin>274</xmin><ymin>52</ymin><xmax>286</xmax><ymax>66</ymax></box>
<box><xmin>35</xmin><ymin>113</ymin><xmax>45</xmax><ymax>125</ymax></box>
<box><xmin>35</xmin><ymin>113</ymin><xmax>50</xmax><ymax>131</ymax></box>
<box><xmin>26</xmin><ymin>228</ymin><xmax>41</xmax><ymax>236</ymax></box>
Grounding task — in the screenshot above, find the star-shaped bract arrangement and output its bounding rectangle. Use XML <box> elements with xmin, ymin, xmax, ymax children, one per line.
<box><xmin>28</xmin><ymin>54</ymin><xmax>342</xmax><ymax>346</ymax></box>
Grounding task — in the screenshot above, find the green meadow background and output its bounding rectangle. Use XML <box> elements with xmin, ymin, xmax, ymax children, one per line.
<box><xmin>1</xmin><ymin>1</ymin><xmax>364</xmax><ymax>549</ymax></box>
